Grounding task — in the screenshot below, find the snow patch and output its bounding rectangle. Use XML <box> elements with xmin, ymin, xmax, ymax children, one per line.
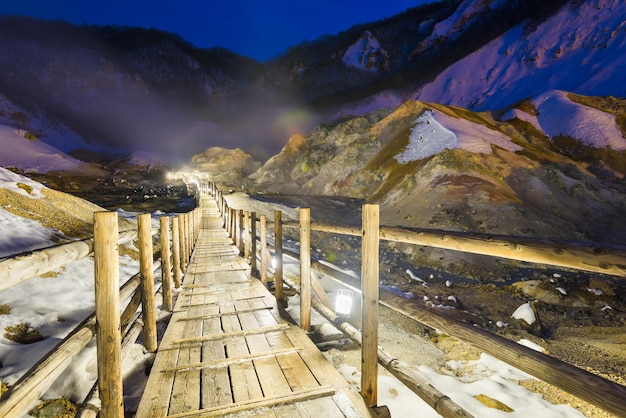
<box><xmin>343</xmin><ymin>31</ymin><xmax>388</xmax><ymax>72</ymax></box>
<box><xmin>511</xmin><ymin>302</ymin><xmax>536</xmax><ymax>325</ymax></box>
<box><xmin>0</xmin><ymin>125</ymin><xmax>84</xmax><ymax>173</ymax></box>
<box><xmin>395</xmin><ymin>110</ymin><xmax>521</xmax><ymax>163</ymax></box>
<box><xmin>395</xmin><ymin>111</ymin><xmax>457</xmax><ymax>162</ymax></box>
<box><xmin>0</xmin><ymin>166</ymin><xmax>45</xmax><ymax>198</ymax></box>
<box><xmin>533</xmin><ymin>91</ymin><xmax>626</xmax><ymax>150</ymax></box>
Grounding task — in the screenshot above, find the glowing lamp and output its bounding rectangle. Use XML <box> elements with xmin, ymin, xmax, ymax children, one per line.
<box><xmin>335</xmin><ymin>289</ymin><xmax>353</xmax><ymax>317</ymax></box>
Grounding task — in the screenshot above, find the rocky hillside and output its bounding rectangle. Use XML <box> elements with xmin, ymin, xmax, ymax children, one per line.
<box><xmin>247</xmin><ymin>93</ymin><xmax>626</xmax><ymax>248</ymax></box>
<box><xmin>190</xmin><ymin>147</ymin><xmax>262</xmax><ymax>186</ymax></box>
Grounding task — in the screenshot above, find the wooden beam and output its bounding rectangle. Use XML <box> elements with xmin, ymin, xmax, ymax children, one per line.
<box><xmin>250</xmin><ymin>211</ymin><xmax>258</xmax><ymax>275</ymax></box>
<box><xmin>178</xmin><ymin>214</ymin><xmax>187</xmax><ymax>274</ymax></box>
<box><xmin>160</xmin><ymin>216</ymin><xmax>173</xmax><ymax>312</ymax></box>
<box><xmin>283</xmin><ymin>221</ymin><xmax>626</xmax><ymax>277</ymax></box>
<box><xmin>93</xmin><ymin>211</ymin><xmax>124</xmax><ymax>417</ymax></box>
<box><xmin>244</xmin><ymin>211</ymin><xmax>250</xmax><ymax>260</ymax></box>
<box><xmin>138</xmin><ymin>213</ymin><xmax>157</xmax><ymax>353</ymax></box>
<box><xmin>361</xmin><ymin>204</ymin><xmax>379</xmax><ymax>407</ymax></box>
<box><xmin>300</xmin><ymin>208</ymin><xmax>311</xmax><ymax>332</ymax></box>
<box><xmin>274</xmin><ymin>210</ymin><xmax>284</xmax><ymax>302</ymax></box>
<box><xmin>260</xmin><ymin>214</ymin><xmax>268</xmax><ymax>285</ymax></box>
<box><xmin>171</xmin><ymin>216</ymin><xmax>182</xmax><ymax>288</ymax></box>
<box><xmin>0</xmin><ymin>230</ymin><xmax>135</xmax><ymax>292</ymax></box>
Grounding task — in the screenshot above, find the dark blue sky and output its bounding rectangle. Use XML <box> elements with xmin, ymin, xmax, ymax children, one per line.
<box><xmin>0</xmin><ymin>0</ymin><xmax>434</xmax><ymax>61</ymax></box>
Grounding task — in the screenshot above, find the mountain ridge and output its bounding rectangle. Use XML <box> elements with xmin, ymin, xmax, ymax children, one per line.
<box><xmin>1</xmin><ymin>0</ymin><xmax>621</xmax><ymax>162</ymax></box>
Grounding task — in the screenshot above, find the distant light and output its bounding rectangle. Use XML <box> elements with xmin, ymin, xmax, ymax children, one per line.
<box><xmin>335</xmin><ymin>289</ymin><xmax>353</xmax><ymax>317</ymax></box>
<box><xmin>271</xmin><ymin>257</ymin><xmax>277</xmax><ymax>269</ymax></box>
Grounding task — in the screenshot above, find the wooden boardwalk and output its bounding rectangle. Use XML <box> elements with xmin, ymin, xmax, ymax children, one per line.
<box><xmin>136</xmin><ymin>196</ymin><xmax>374</xmax><ymax>417</ymax></box>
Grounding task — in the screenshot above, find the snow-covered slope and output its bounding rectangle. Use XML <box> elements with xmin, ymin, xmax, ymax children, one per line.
<box><xmin>413</xmin><ymin>0</ymin><xmax>510</xmax><ymax>53</ymax></box>
<box><xmin>502</xmin><ymin>90</ymin><xmax>626</xmax><ymax>150</ymax></box>
<box><xmin>343</xmin><ymin>31</ymin><xmax>389</xmax><ymax>72</ymax></box>
<box><xmin>0</xmin><ymin>125</ymin><xmax>84</xmax><ymax>173</ymax></box>
<box><xmin>414</xmin><ymin>0</ymin><xmax>626</xmax><ymax>110</ymax></box>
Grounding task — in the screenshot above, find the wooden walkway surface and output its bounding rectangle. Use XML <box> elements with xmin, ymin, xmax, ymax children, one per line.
<box><xmin>136</xmin><ymin>196</ymin><xmax>374</xmax><ymax>417</ymax></box>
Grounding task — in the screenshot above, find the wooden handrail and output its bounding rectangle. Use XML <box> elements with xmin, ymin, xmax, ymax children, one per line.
<box><xmin>0</xmin><ymin>230</ymin><xmax>136</xmax><ymax>291</ymax></box>
<box><xmin>280</xmin><ymin>221</ymin><xmax>626</xmax><ymax>277</ymax></box>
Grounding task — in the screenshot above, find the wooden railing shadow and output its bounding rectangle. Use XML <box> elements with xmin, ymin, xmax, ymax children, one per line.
<box><xmin>209</xmin><ymin>180</ymin><xmax>626</xmax><ymax>418</ymax></box>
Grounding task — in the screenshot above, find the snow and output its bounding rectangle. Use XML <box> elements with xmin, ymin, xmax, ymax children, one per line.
<box><xmin>532</xmin><ymin>91</ymin><xmax>626</xmax><ymax>150</ymax></box>
<box><xmin>395</xmin><ymin>110</ymin><xmax>521</xmax><ymax>163</ymax></box>
<box><xmin>0</xmin><ymin>125</ymin><xmax>84</xmax><ymax>173</ymax></box>
<box><xmin>0</xmin><ymin>166</ymin><xmax>45</xmax><ymax>198</ymax></box>
<box><xmin>511</xmin><ymin>302</ymin><xmax>536</xmax><ymax>325</ymax></box>
<box><xmin>429</xmin><ymin>0</ymin><xmax>509</xmax><ymax>42</ymax></box>
<box><xmin>395</xmin><ymin>111</ymin><xmax>457</xmax><ymax>162</ymax></box>
<box><xmin>343</xmin><ymin>31</ymin><xmax>386</xmax><ymax>72</ymax></box>
<box><xmin>502</xmin><ymin>90</ymin><xmax>626</xmax><ymax>151</ymax></box>
<box><xmin>414</xmin><ymin>0</ymin><xmax>626</xmax><ymax>111</ymax></box>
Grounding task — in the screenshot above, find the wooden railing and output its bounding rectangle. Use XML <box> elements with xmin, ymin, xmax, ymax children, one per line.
<box><xmin>0</xmin><ymin>206</ymin><xmax>202</xmax><ymax>417</ymax></box>
<box><xmin>206</xmin><ymin>180</ymin><xmax>626</xmax><ymax>418</ymax></box>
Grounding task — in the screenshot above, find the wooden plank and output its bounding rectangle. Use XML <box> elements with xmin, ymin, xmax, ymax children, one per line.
<box><xmin>177</xmin><ymin>305</ymin><xmax>273</xmax><ymax>321</ymax></box>
<box><xmin>166</xmin><ymin>386</ymin><xmax>336</xmax><ymax>418</ymax></box>
<box><xmin>170</xmin><ymin>324</ymin><xmax>290</xmax><ymax>346</ymax></box>
<box><xmin>201</xmin><ymin>302</ymin><xmax>233</xmax><ymax>408</ymax></box>
<box><xmin>164</xmin><ymin>347</ymin><xmax>303</xmax><ymax>372</ymax></box>
<box><xmin>136</xmin><ymin>286</ymin><xmax>191</xmax><ymax>416</ymax></box>
<box><xmin>237</xmin><ymin>298</ymin><xmax>293</xmax><ymax>398</ymax></box>
<box><xmin>169</xmin><ymin>284</ymin><xmax>203</xmax><ymax>414</ymax></box>
<box><xmin>296</xmin><ymin>395</ymin><xmax>347</xmax><ymax>418</ymax></box>
<box><xmin>282</xmin><ymin>325</ymin><xmax>374</xmax><ymax>418</ymax></box>
<box><xmin>221</xmin><ymin>299</ymin><xmax>263</xmax><ymax>403</ymax></box>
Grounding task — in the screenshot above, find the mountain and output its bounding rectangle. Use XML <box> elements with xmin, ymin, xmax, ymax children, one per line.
<box><xmin>1</xmin><ymin>0</ymin><xmax>625</xmax><ymax>165</ymax></box>
<box><xmin>246</xmin><ymin>93</ymin><xmax>626</xmax><ymax>247</ymax></box>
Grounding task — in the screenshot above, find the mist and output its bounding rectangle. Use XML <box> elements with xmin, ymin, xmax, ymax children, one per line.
<box><xmin>0</xmin><ymin>16</ymin><xmax>326</xmax><ymax>166</ymax></box>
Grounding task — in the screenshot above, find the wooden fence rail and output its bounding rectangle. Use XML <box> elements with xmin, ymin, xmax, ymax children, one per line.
<box><xmin>0</xmin><ymin>230</ymin><xmax>136</xmax><ymax>292</ymax></box>
<box><xmin>210</xmin><ymin>181</ymin><xmax>626</xmax><ymax>418</ymax></box>
<box><xmin>0</xmin><ymin>207</ymin><xmax>201</xmax><ymax>417</ymax></box>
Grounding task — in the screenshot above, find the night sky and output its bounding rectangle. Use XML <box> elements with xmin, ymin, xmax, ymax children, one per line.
<box><xmin>0</xmin><ymin>0</ymin><xmax>434</xmax><ymax>61</ymax></box>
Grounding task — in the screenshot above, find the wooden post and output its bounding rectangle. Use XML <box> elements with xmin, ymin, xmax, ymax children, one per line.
<box><xmin>186</xmin><ymin>212</ymin><xmax>192</xmax><ymax>259</ymax></box>
<box><xmin>244</xmin><ymin>211</ymin><xmax>250</xmax><ymax>260</ymax></box>
<box><xmin>221</xmin><ymin>196</ymin><xmax>227</xmax><ymax>227</ymax></box>
<box><xmin>138</xmin><ymin>213</ymin><xmax>158</xmax><ymax>353</ymax></box>
<box><xmin>229</xmin><ymin>208</ymin><xmax>235</xmax><ymax>240</ymax></box>
<box><xmin>171</xmin><ymin>216</ymin><xmax>182</xmax><ymax>288</ymax></box>
<box><xmin>361</xmin><ymin>204</ymin><xmax>379</xmax><ymax>406</ymax></box>
<box><xmin>178</xmin><ymin>214</ymin><xmax>187</xmax><ymax>274</ymax></box>
<box><xmin>185</xmin><ymin>212</ymin><xmax>191</xmax><ymax>262</ymax></box>
<box><xmin>237</xmin><ymin>209</ymin><xmax>244</xmax><ymax>255</ymax></box>
<box><xmin>260</xmin><ymin>214</ymin><xmax>268</xmax><ymax>285</ymax></box>
<box><xmin>195</xmin><ymin>208</ymin><xmax>200</xmax><ymax>240</ymax></box>
<box><xmin>160</xmin><ymin>216</ymin><xmax>172</xmax><ymax>312</ymax></box>
<box><xmin>93</xmin><ymin>211</ymin><xmax>124</xmax><ymax>417</ymax></box>
<box><xmin>300</xmin><ymin>208</ymin><xmax>311</xmax><ymax>331</ymax></box>
<box><xmin>250</xmin><ymin>211</ymin><xmax>258</xmax><ymax>276</ymax></box>
<box><xmin>274</xmin><ymin>210</ymin><xmax>284</xmax><ymax>302</ymax></box>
